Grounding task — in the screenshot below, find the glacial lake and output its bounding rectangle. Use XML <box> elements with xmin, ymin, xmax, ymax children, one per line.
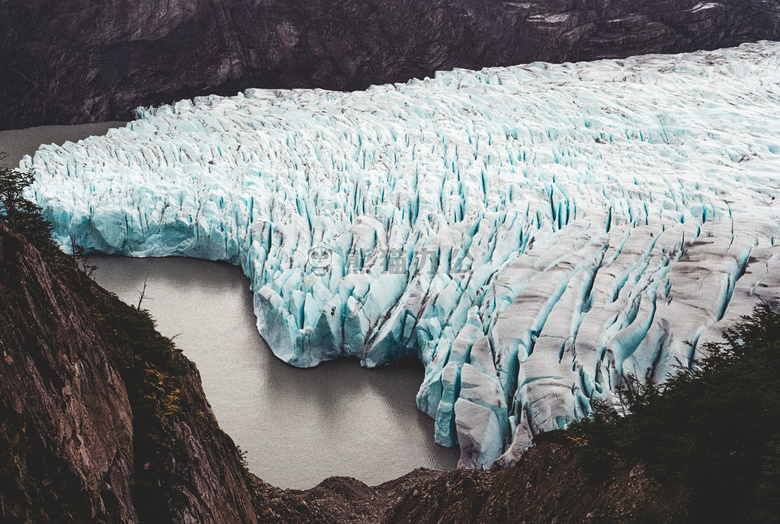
<box><xmin>91</xmin><ymin>255</ymin><xmax>459</xmax><ymax>488</ymax></box>
<box><xmin>2</xmin><ymin>123</ymin><xmax>458</xmax><ymax>489</ymax></box>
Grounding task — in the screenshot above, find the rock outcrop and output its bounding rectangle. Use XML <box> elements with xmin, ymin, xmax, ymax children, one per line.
<box><xmin>0</xmin><ymin>222</ymin><xmax>258</xmax><ymax>522</ymax></box>
<box><xmin>0</xmin><ymin>227</ymin><xmax>138</xmax><ymax>521</ymax></box>
<box><xmin>1</xmin><ymin>0</ymin><xmax>779</xmax><ymax>130</ymax></box>
<box><xmin>248</xmin><ymin>431</ymin><xmax>664</xmax><ymax>523</ymax></box>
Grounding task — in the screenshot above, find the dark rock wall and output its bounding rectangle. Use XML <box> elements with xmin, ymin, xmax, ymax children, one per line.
<box><xmin>1</xmin><ymin>0</ymin><xmax>778</xmax><ymax>130</ymax></box>
<box><xmin>0</xmin><ymin>225</ymin><xmax>137</xmax><ymax>522</ymax></box>
<box><xmin>245</xmin><ymin>431</ymin><xmax>663</xmax><ymax>523</ymax></box>
<box><xmin>379</xmin><ymin>432</ymin><xmax>658</xmax><ymax>524</ymax></box>
<box><xmin>0</xmin><ymin>222</ymin><xmax>259</xmax><ymax>522</ymax></box>
<box><xmin>153</xmin><ymin>356</ymin><xmax>259</xmax><ymax>523</ymax></box>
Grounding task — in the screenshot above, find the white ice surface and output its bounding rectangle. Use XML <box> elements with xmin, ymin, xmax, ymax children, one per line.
<box><xmin>22</xmin><ymin>41</ymin><xmax>780</xmax><ymax>468</ymax></box>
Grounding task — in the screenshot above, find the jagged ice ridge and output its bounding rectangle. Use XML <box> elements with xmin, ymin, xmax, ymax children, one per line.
<box><xmin>23</xmin><ymin>41</ymin><xmax>780</xmax><ymax>469</ymax></box>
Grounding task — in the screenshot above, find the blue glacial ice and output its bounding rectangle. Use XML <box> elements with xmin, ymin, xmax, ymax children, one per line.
<box><xmin>22</xmin><ymin>41</ymin><xmax>780</xmax><ymax>469</ymax></box>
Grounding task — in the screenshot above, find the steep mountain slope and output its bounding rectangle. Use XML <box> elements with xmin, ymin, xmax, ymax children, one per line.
<box><xmin>0</xmin><ymin>221</ymin><xmax>258</xmax><ymax>522</ymax></box>
<box><xmin>1</xmin><ymin>0</ymin><xmax>779</xmax><ymax>129</ymax></box>
<box><xmin>0</xmin><ymin>227</ymin><xmax>137</xmax><ymax>522</ymax></box>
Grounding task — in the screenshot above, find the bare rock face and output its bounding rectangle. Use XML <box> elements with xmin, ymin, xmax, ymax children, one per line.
<box><xmin>379</xmin><ymin>431</ymin><xmax>660</xmax><ymax>524</ymax></box>
<box><xmin>0</xmin><ymin>222</ymin><xmax>259</xmax><ymax>522</ymax></box>
<box><xmin>245</xmin><ymin>431</ymin><xmax>663</xmax><ymax>523</ymax></box>
<box><xmin>1</xmin><ymin>0</ymin><xmax>778</xmax><ymax>130</ymax></box>
<box><xmin>0</xmin><ymin>225</ymin><xmax>137</xmax><ymax>522</ymax></box>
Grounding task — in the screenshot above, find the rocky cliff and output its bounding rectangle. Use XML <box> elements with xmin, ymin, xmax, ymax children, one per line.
<box><xmin>0</xmin><ymin>221</ymin><xmax>258</xmax><ymax>522</ymax></box>
<box><xmin>1</xmin><ymin>0</ymin><xmax>779</xmax><ymax>130</ymax></box>
<box><xmin>0</xmin><ymin>227</ymin><xmax>137</xmax><ymax>521</ymax></box>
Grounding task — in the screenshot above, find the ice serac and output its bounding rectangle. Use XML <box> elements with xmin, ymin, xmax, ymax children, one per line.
<box><xmin>23</xmin><ymin>42</ymin><xmax>780</xmax><ymax>469</ymax></box>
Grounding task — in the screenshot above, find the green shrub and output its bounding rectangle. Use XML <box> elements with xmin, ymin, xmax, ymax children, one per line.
<box><xmin>569</xmin><ymin>304</ymin><xmax>780</xmax><ymax>523</ymax></box>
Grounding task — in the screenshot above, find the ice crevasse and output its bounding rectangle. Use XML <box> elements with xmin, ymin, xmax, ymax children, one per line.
<box><xmin>22</xmin><ymin>41</ymin><xmax>780</xmax><ymax>468</ymax></box>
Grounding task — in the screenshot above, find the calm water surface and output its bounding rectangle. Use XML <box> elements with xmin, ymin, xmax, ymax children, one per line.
<box><xmin>92</xmin><ymin>255</ymin><xmax>458</xmax><ymax>489</ymax></box>
<box><xmin>0</xmin><ymin>122</ymin><xmax>126</xmax><ymax>168</ymax></box>
<box><xmin>4</xmin><ymin>121</ymin><xmax>458</xmax><ymax>489</ymax></box>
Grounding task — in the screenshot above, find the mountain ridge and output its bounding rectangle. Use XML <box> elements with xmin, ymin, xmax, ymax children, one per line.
<box><xmin>2</xmin><ymin>0</ymin><xmax>779</xmax><ymax>130</ymax></box>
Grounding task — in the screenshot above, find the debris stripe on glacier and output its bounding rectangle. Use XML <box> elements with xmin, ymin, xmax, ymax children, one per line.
<box><xmin>23</xmin><ymin>41</ymin><xmax>780</xmax><ymax>469</ymax></box>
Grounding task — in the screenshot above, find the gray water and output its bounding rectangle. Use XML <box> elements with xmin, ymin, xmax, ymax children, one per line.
<box><xmin>91</xmin><ymin>255</ymin><xmax>459</xmax><ymax>489</ymax></box>
<box><xmin>4</xmin><ymin>121</ymin><xmax>459</xmax><ymax>489</ymax></box>
<box><xmin>0</xmin><ymin>122</ymin><xmax>126</xmax><ymax>168</ymax></box>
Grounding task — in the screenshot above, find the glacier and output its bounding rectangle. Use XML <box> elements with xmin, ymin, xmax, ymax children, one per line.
<box><xmin>21</xmin><ymin>41</ymin><xmax>780</xmax><ymax>469</ymax></box>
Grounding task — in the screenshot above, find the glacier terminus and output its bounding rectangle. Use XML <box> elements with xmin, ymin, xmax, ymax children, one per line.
<box><xmin>22</xmin><ymin>42</ymin><xmax>780</xmax><ymax>469</ymax></box>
